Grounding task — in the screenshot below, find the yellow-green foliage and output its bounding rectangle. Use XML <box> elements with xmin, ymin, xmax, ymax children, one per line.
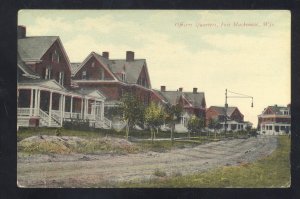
<box><xmin>120</xmin><ymin>136</ymin><xmax>291</xmax><ymax>188</ymax></box>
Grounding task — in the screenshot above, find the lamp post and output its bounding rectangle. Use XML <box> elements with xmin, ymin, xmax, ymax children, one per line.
<box><xmin>224</xmin><ymin>89</ymin><xmax>254</xmax><ymax>135</ymax></box>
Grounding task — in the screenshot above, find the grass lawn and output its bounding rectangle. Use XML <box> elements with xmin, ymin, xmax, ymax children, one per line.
<box><xmin>119</xmin><ymin>135</ymin><xmax>291</xmax><ymax>188</ymax></box>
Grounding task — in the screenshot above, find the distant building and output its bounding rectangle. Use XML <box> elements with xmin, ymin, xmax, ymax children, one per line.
<box><xmin>206</xmin><ymin>106</ymin><xmax>251</xmax><ymax>132</ymax></box>
<box><xmin>257</xmin><ymin>104</ymin><xmax>291</xmax><ymax>135</ymax></box>
<box><xmin>153</xmin><ymin>86</ymin><xmax>206</xmax><ymax>132</ymax></box>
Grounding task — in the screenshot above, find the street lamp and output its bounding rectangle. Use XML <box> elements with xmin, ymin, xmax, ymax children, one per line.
<box><xmin>224</xmin><ymin>89</ymin><xmax>254</xmax><ymax>134</ymax></box>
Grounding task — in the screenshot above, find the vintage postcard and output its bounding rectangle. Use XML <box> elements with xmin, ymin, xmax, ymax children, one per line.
<box><xmin>17</xmin><ymin>10</ymin><xmax>291</xmax><ymax>188</ymax></box>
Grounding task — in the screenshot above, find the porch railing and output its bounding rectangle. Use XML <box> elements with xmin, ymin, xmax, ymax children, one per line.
<box><xmin>17</xmin><ymin>108</ymin><xmax>34</xmax><ymax>116</ymax></box>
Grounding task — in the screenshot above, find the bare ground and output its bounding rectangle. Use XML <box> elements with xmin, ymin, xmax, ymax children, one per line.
<box><xmin>17</xmin><ymin>135</ymin><xmax>277</xmax><ymax>188</ymax></box>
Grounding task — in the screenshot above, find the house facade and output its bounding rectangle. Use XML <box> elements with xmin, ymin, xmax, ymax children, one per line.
<box><xmin>17</xmin><ymin>26</ymin><xmax>110</xmax><ymax>129</ymax></box>
<box><xmin>153</xmin><ymin>86</ymin><xmax>206</xmax><ymax>132</ymax></box>
<box><xmin>257</xmin><ymin>104</ymin><xmax>291</xmax><ymax>135</ymax></box>
<box><xmin>206</xmin><ymin>106</ymin><xmax>251</xmax><ymax>132</ymax></box>
<box><xmin>70</xmin><ymin>51</ymin><xmax>153</xmax><ymax>110</ymax></box>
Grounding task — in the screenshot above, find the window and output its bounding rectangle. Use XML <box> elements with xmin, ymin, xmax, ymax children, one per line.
<box><xmin>82</xmin><ymin>70</ymin><xmax>87</xmax><ymax>80</ymax></box>
<box><xmin>45</xmin><ymin>67</ymin><xmax>51</xmax><ymax>79</ymax></box>
<box><xmin>59</xmin><ymin>72</ymin><xmax>64</xmax><ymax>86</ymax></box>
<box><xmin>121</xmin><ymin>73</ymin><xmax>126</xmax><ymax>82</ymax></box>
<box><xmin>99</xmin><ymin>68</ymin><xmax>104</xmax><ymax>80</ymax></box>
<box><xmin>52</xmin><ymin>50</ymin><xmax>60</xmax><ymax>63</ymax></box>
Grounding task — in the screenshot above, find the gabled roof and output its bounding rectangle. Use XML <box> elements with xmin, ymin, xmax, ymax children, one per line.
<box><xmin>18</xmin><ymin>79</ymin><xmax>67</xmax><ymax>92</ymax></box>
<box><xmin>70</xmin><ymin>63</ymin><xmax>81</xmax><ymax>76</ymax></box>
<box><xmin>17</xmin><ymin>53</ymin><xmax>40</xmax><ymax>79</ymax></box>
<box><xmin>155</xmin><ymin>90</ymin><xmax>205</xmax><ymax>108</ymax></box>
<box><xmin>263</xmin><ymin>105</ymin><xmax>290</xmax><ymax>115</ymax></box>
<box><xmin>208</xmin><ymin>106</ymin><xmax>239</xmax><ymax>117</ymax></box>
<box><xmin>18</xmin><ymin>36</ymin><xmax>58</xmax><ymax>62</ymax></box>
<box><xmin>18</xmin><ymin>36</ymin><xmax>72</xmax><ymax>73</ymax></box>
<box><xmin>72</xmin><ymin>52</ymin><xmax>150</xmax><ymax>87</ymax></box>
<box><xmin>75</xmin><ymin>89</ymin><xmax>106</xmax><ymax>100</ymax></box>
<box><xmin>183</xmin><ymin>92</ymin><xmax>205</xmax><ymax>108</ymax></box>
<box><xmin>109</xmin><ymin>59</ymin><xmax>147</xmax><ymax>84</ymax></box>
<box><xmin>72</xmin><ymin>52</ymin><xmax>117</xmax><ymax>80</ymax></box>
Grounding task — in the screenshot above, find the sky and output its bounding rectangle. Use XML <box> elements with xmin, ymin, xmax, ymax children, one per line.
<box><xmin>18</xmin><ymin>10</ymin><xmax>291</xmax><ymax>126</ymax></box>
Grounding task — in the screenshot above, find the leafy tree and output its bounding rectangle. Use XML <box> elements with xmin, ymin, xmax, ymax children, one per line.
<box><xmin>144</xmin><ymin>102</ymin><xmax>166</xmax><ymax>142</ymax></box>
<box><xmin>164</xmin><ymin>104</ymin><xmax>183</xmax><ymax>142</ymax></box>
<box><xmin>119</xmin><ymin>93</ymin><xmax>145</xmax><ymax>139</ymax></box>
<box><xmin>208</xmin><ymin>118</ymin><xmax>222</xmax><ymax>139</ymax></box>
<box><xmin>187</xmin><ymin>115</ymin><xmax>205</xmax><ymax>139</ymax></box>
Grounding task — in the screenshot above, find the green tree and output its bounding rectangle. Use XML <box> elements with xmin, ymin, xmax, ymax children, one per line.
<box><xmin>187</xmin><ymin>115</ymin><xmax>205</xmax><ymax>139</ymax></box>
<box><xmin>119</xmin><ymin>93</ymin><xmax>145</xmax><ymax>139</ymax></box>
<box><xmin>165</xmin><ymin>104</ymin><xmax>183</xmax><ymax>142</ymax></box>
<box><xmin>208</xmin><ymin>118</ymin><xmax>222</xmax><ymax>140</ymax></box>
<box><xmin>145</xmin><ymin>102</ymin><xmax>166</xmax><ymax>142</ymax></box>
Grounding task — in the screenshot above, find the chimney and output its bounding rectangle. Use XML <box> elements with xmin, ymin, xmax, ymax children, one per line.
<box><xmin>102</xmin><ymin>52</ymin><xmax>109</xmax><ymax>59</ymax></box>
<box><xmin>126</xmin><ymin>51</ymin><xmax>134</xmax><ymax>62</ymax></box>
<box><xmin>179</xmin><ymin>87</ymin><xmax>183</xmax><ymax>92</ymax></box>
<box><xmin>17</xmin><ymin>25</ymin><xmax>26</xmax><ymax>39</ymax></box>
<box><xmin>161</xmin><ymin>86</ymin><xmax>166</xmax><ymax>92</ymax></box>
<box><xmin>193</xmin><ymin>87</ymin><xmax>198</xmax><ymax>94</ymax></box>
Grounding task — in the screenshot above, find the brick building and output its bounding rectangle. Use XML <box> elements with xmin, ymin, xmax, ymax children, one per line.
<box><xmin>206</xmin><ymin>106</ymin><xmax>251</xmax><ymax>132</ymax></box>
<box><xmin>152</xmin><ymin>86</ymin><xmax>206</xmax><ymax>132</ymax></box>
<box><xmin>70</xmin><ymin>51</ymin><xmax>153</xmax><ymax>109</ymax></box>
<box><xmin>257</xmin><ymin>104</ymin><xmax>291</xmax><ymax>135</ymax></box>
<box><xmin>17</xmin><ymin>26</ymin><xmax>110</xmax><ymax>129</ymax></box>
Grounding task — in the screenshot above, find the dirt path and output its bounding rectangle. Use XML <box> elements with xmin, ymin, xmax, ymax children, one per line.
<box><xmin>17</xmin><ymin>135</ymin><xmax>277</xmax><ymax>187</ymax></box>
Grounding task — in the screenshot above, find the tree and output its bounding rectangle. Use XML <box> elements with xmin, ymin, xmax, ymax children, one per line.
<box><xmin>144</xmin><ymin>102</ymin><xmax>166</xmax><ymax>142</ymax></box>
<box><xmin>187</xmin><ymin>115</ymin><xmax>205</xmax><ymax>139</ymax></box>
<box><xmin>119</xmin><ymin>93</ymin><xmax>145</xmax><ymax>139</ymax></box>
<box><xmin>208</xmin><ymin>118</ymin><xmax>222</xmax><ymax>140</ymax></box>
<box><xmin>164</xmin><ymin>104</ymin><xmax>183</xmax><ymax>143</ymax></box>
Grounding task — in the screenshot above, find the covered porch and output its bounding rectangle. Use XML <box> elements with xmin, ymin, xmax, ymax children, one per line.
<box><xmin>17</xmin><ymin>79</ymin><xmax>110</xmax><ymax>129</ymax></box>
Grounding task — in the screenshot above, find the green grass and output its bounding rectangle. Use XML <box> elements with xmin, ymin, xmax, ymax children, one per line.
<box><xmin>119</xmin><ymin>135</ymin><xmax>291</xmax><ymax>188</ymax></box>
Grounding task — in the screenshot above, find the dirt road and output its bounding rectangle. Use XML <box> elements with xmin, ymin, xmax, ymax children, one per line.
<box><xmin>17</xmin><ymin>135</ymin><xmax>277</xmax><ymax>187</ymax></box>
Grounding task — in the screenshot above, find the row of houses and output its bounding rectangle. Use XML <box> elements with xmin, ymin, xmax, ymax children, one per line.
<box><xmin>17</xmin><ymin>25</ymin><xmax>290</xmax><ymax>134</ymax></box>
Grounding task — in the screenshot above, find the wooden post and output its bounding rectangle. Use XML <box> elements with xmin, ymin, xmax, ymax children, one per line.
<box><xmin>30</xmin><ymin>89</ymin><xmax>33</xmax><ymax>116</ymax></box>
<box><xmin>49</xmin><ymin>91</ymin><xmax>53</xmax><ymax>126</ymax></box>
<box><xmin>70</xmin><ymin>96</ymin><xmax>73</xmax><ymax>118</ymax></box>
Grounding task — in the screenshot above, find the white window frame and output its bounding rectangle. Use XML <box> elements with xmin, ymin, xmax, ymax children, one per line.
<box><xmin>82</xmin><ymin>70</ymin><xmax>87</xmax><ymax>80</ymax></box>
<box><xmin>45</xmin><ymin>67</ymin><xmax>51</xmax><ymax>80</ymax></box>
<box><xmin>59</xmin><ymin>72</ymin><xmax>64</xmax><ymax>86</ymax></box>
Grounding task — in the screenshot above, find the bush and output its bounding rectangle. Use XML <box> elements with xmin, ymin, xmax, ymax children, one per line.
<box><xmin>63</xmin><ymin>119</ymin><xmax>90</xmax><ymax>131</ymax></box>
<box><xmin>153</xmin><ymin>169</ymin><xmax>167</xmax><ymax>177</ymax></box>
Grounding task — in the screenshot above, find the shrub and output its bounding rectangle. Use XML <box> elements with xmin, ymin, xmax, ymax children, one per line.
<box><xmin>153</xmin><ymin>169</ymin><xmax>167</xmax><ymax>177</ymax></box>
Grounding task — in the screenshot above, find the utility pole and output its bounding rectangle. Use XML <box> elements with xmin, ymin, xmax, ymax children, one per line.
<box><xmin>224</xmin><ymin>89</ymin><xmax>254</xmax><ymax>134</ymax></box>
<box><xmin>224</xmin><ymin>89</ymin><xmax>228</xmax><ymax>134</ymax></box>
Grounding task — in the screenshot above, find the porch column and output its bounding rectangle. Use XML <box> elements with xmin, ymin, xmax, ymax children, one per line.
<box><xmin>81</xmin><ymin>98</ymin><xmax>84</xmax><ymax>119</ymax></box>
<box><xmin>34</xmin><ymin>89</ymin><xmax>39</xmax><ymax>116</ymax></box>
<box><xmin>60</xmin><ymin>94</ymin><xmax>63</xmax><ymax>126</ymax></box>
<box><xmin>94</xmin><ymin>100</ymin><xmax>96</xmax><ymax>120</ymax></box>
<box><xmin>70</xmin><ymin>96</ymin><xmax>73</xmax><ymax>118</ymax></box>
<box><xmin>49</xmin><ymin>91</ymin><xmax>53</xmax><ymax>126</ymax></box>
<box><xmin>30</xmin><ymin>89</ymin><xmax>33</xmax><ymax>116</ymax></box>
<box><xmin>62</xmin><ymin>95</ymin><xmax>65</xmax><ymax>119</ymax></box>
<box><xmin>101</xmin><ymin>101</ymin><xmax>104</xmax><ymax>120</ymax></box>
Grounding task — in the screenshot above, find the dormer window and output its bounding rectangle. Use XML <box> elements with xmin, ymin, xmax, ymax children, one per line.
<box><xmin>82</xmin><ymin>70</ymin><xmax>87</xmax><ymax>80</ymax></box>
<box><xmin>44</xmin><ymin>67</ymin><xmax>51</xmax><ymax>79</ymax></box>
<box><xmin>52</xmin><ymin>50</ymin><xmax>59</xmax><ymax>63</ymax></box>
<box><xmin>59</xmin><ymin>72</ymin><xmax>64</xmax><ymax>86</ymax></box>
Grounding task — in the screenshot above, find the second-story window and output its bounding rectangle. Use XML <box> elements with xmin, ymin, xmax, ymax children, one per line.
<box><xmin>82</xmin><ymin>70</ymin><xmax>87</xmax><ymax>80</ymax></box>
<box><xmin>59</xmin><ymin>72</ymin><xmax>64</xmax><ymax>86</ymax></box>
<box><xmin>121</xmin><ymin>73</ymin><xmax>126</xmax><ymax>82</ymax></box>
<box><xmin>99</xmin><ymin>68</ymin><xmax>104</xmax><ymax>80</ymax></box>
<box><xmin>45</xmin><ymin>67</ymin><xmax>51</xmax><ymax>79</ymax></box>
<box><xmin>52</xmin><ymin>50</ymin><xmax>60</xmax><ymax>63</ymax></box>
